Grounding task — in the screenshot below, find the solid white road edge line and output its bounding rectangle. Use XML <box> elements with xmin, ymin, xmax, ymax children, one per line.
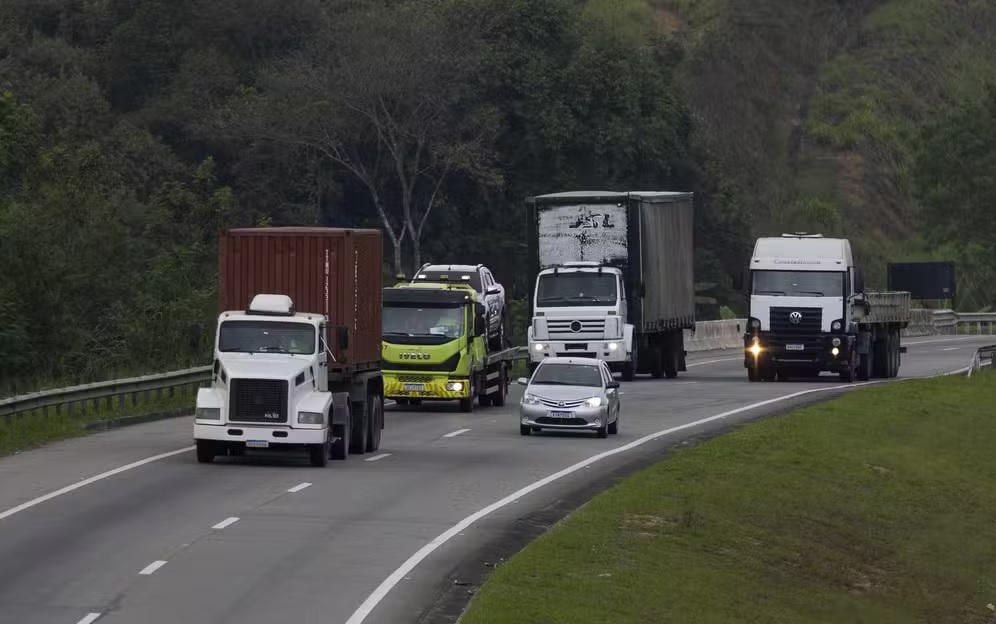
<box><xmin>75</xmin><ymin>614</ymin><xmax>102</xmax><ymax>624</ymax></box>
<box><xmin>365</xmin><ymin>453</ymin><xmax>392</xmax><ymax>462</ymax></box>
<box><xmin>443</xmin><ymin>429</ymin><xmax>471</xmax><ymax>438</ymax></box>
<box><xmin>0</xmin><ymin>446</ymin><xmax>194</xmax><ymax>524</ymax></box>
<box><xmin>343</xmin><ymin>367</ymin><xmax>971</xmax><ymax>624</ymax></box>
<box><xmin>287</xmin><ymin>482</ymin><xmax>312</xmax><ymax>493</ymax></box>
<box><xmin>139</xmin><ymin>560</ymin><xmax>167</xmax><ymax>576</ymax></box>
<box><xmin>212</xmin><ymin>517</ymin><xmax>239</xmax><ymax>530</ymax></box>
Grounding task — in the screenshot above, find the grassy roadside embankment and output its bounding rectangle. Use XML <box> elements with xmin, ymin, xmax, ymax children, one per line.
<box><xmin>462</xmin><ymin>372</ymin><xmax>996</xmax><ymax>624</ymax></box>
<box><xmin>0</xmin><ymin>389</ymin><xmax>195</xmax><ymax>457</ymax></box>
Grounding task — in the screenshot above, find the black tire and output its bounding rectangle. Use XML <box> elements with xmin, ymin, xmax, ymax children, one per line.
<box><xmin>762</xmin><ymin>365</ymin><xmax>777</xmax><ymax>382</ymax></box>
<box><xmin>196</xmin><ymin>440</ymin><xmax>216</xmax><ymax>464</ymax></box>
<box><xmin>331</xmin><ymin>411</ymin><xmax>350</xmax><ymax>460</ymax></box>
<box><xmin>479</xmin><ymin>391</ymin><xmax>492</xmax><ymax>408</ymax></box>
<box><xmin>890</xmin><ymin>333</ymin><xmax>901</xmax><ymax>378</ymax></box>
<box><xmin>309</xmin><ymin>437</ymin><xmax>329</xmax><ymax>467</ymax></box>
<box><xmin>649</xmin><ymin>346</ymin><xmax>664</xmax><ymax>379</ymax></box>
<box><xmin>839</xmin><ymin>350</ymin><xmax>856</xmax><ymax>383</ymax></box>
<box><xmin>608</xmin><ymin>412</ymin><xmax>619</xmax><ymax>435</ymax></box>
<box><xmin>365</xmin><ymin>393</ymin><xmax>383</xmax><ymax>453</ymax></box>
<box><xmin>747</xmin><ymin>365</ymin><xmax>761</xmax><ymax>382</ymax></box>
<box><xmin>460</xmin><ymin>379</ymin><xmax>475</xmax><ymax>413</ymax></box>
<box><xmin>492</xmin><ymin>366</ymin><xmax>507</xmax><ymax>407</ymax></box>
<box><xmin>597</xmin><ymin>420</ymin><xmax>609</xmax><ymax>439</ymax></box>
<box><xmin>520</xmin><ymin>424</ymin><xmax>531</xmax><ymax>436</ymax></box>
<box><xmin>857</xmin><ymin>353</ymin><xmax>871</xmax><ymax>381</ymax></box>
<box><xmin>621</xmin><ymin>362</ymin><xmax>636</xmax><ymax>381</ymax></box>
<box><xmin>349</xmin><ymin>401</ymin><xmax>368</xmax><ymax>454</ymax></box>
<box><xmin>663</xmin><ymin>346</ymin><xmax>679</xmax><ymax>379</ymax></box>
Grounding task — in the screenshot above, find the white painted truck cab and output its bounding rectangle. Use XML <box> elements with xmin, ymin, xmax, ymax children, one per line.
<box><xmin>528</xmin><ymin>262</ymin><xmax>631</xmax><ymax>369</ymax></box>
<box><xmin>194</xmin><ymin>294</ymin><xmax>347</xmax><ymax>466</ymax></box>
<box><xmin>743</xmin><ymin>234</ymin><xmax>911</xmax><ymax>382</ymax></box>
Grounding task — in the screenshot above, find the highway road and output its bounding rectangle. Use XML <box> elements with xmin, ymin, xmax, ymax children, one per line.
<box><xmin>0</xmin><ymin>336</ymin><xmax>990</xmax><ymax>624</ymax></box>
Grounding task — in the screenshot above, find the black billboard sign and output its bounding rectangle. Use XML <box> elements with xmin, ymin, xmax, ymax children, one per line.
<box><xmin>887</xmin><ymin>262</ymin><xmax>956</xmax><ymax>300</ymax></box>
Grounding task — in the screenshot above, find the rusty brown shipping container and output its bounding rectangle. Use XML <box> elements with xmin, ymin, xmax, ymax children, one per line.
<box><xmin>219</xmin><ymin>227</ymin><xmax>383</xmax><ymax>373</ymax></box>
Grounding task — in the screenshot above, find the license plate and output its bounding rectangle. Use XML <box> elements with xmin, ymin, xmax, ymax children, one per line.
<box><xmin>403</xmin><ymin>383</ymin><xmax>425</xmax><ymax>391</ymax></box>
<box><xmin>548</xmin><ymin>411</ymin><xmax>574</xmax><ymax>419</ymax></box>
<box><xmin>246</xmin><ymin>440</ymin><xmax>269</xmax><ymax>449</ymax></box>
<box><xmin>786</xmin><ymin>344</ymin><xmax>805</xmax><ymax>351</ymax></box>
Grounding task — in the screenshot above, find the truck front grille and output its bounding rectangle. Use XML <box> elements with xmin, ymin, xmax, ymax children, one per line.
<box><xmin>229</xmin><ymin>378</ymin><xmax>288</xmax><ymax>423</ymax></box>
<box><xmin>548</xmin><ymin>319</ymin><xmax>606</xmax><ymax>336</ymax></box>
<box><xmin>769</xmin><ymin>307</ymin><xmax>823</xmax><ymax>335</ymax></box>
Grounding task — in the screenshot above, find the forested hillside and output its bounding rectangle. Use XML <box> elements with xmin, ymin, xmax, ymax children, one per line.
<box><xmin>2</xmin><ymin>0</ymin><xmax>994</xmax><ymax>392</ymax></box>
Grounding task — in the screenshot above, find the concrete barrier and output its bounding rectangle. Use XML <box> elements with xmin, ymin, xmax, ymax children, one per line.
<box><xmin>685</xmin><ymin>319</ymin><xmax>746</xmax><ymax>352</ymax></box>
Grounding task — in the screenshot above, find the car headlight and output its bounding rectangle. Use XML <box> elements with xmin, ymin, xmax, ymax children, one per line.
<box><xmin>522</xmin><ymin>393</ymin><xmax>541</xmax><ymax>405</ymax></box>
<box><xmin>298</xmin><ymin>411</ymin><xmax>324</xmax><ymax>425</ymax></box>
<box><xmin>196</xmin><ymin>407</ymin><xmax>221</xmax><ymax>420</ymax></box>
<box><xmin>533</xmin><ymin>343</ymin><xmax>546</xmax><ymax>352</ymax></box>
<box><xmin>584</xmin><ymin>397</ymin><xmax>603</xmax><ymax>408</ymax></box>
<box><xmin>832</xmin><ymin>320</ymin><xmax>843</xmax><ymax>331</ymax></box>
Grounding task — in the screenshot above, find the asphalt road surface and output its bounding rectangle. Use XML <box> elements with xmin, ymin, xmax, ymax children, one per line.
<box><xmin>0</xmin><ymin>336</ymin><xmax>989</xmax><ymax>624</ymax></box>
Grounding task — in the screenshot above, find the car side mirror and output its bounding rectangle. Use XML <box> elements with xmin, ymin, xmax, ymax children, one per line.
<box><xmin>607</xmin><ymin>381</ymin><xmax>620</xmax><ymax>390</ymax></box>
<box><xmin>486</xmin><ymin>286</ymin><xmax>501</xmax><ymax>295</ymax></box>
<box><xmin>517</xmin><ymin>377</ymin><xmax>529</xmax><ymax>386</ymax></box>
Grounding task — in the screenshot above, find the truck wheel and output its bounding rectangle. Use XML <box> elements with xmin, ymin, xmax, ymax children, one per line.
<box><xmin>365</xmin><ymin>393</ymin><xmax>383</xmax><ymax>453</ymax></box>
<box><xmin>664</xmin><ymin>348</ymin><xmax>679</xmax><ymax>379</ymax></box>
<box><xmin>492</xmin><ymin>366</ymin><xmax>507</xmax><ymax>407</ymax></box>
<box><xmin>309</xmin><ymin>436</ymin><xmax>329</xmax><ymax>467</ymax></box>
<box><xmin>649</xmin><ymin>347</ymin><xmax>664</xmax><ymax>379</ymax></box>
<box><xmin>331</xmin><ymin>412</ymin><xmax>350</xmax><ymax>460</ymax></box>
<box><xmin>839</xmin><ymin>351</ymin><xmax>856</xmax><ymax>382</ymax></box>
<box><xmin>857</xmin><ymin>353</ymin><xmax>871</xmax><ymax>381</ymax></box>
<box><xmin>349</xmin><ymin>402</ymin><xmax>368</xmax><ymax>454</ymax></box>
<box><xmin>621</xmin><ymin>362</ymin><xmax>636</xmax><ymax>382</ymax></box>
<box><xmin>762</xmin><ymin>365</ymin><xmax>777</xmax><ymax>382</ymax></box>
<box><xmin>747</xmin><ymin>365</ymin><xmax>761</xmax><ymax>382</ymax></box>
<box><xmin>196</xmin><ymin>440</ymin><xmax>216</xmax><ymax>464</ymax></box>
<box><xmin>460</xmin><ymin>379</ymin><xmax>475</xmax><ymax>413</ymax></box>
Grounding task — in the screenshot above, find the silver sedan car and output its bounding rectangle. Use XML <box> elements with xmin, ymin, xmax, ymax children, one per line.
<box><xmin>517</xmin><ymin>357</ymin><xmax>621</xmax><ymax>438</ymax></box>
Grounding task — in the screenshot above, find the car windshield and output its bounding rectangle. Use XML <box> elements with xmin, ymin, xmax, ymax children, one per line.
<box><xmin>218</xmin><ymin>321</ymin><xmax>316</xmax><ymax>355</ymax></box>
<box><xmin>536</xmin><ymin>273</ymin><xmax>618</xmax><ymax>307</ymax></box>
<box><xmin>752</xmin><ymin>270</ymin><xmax>845</xmax><ymax>297</ymax></box>
<box><xmin>531</xmin><ymin>363</ymin><xmax>603</xmax><ymax>388</ymax></box>
<box><xmin>383</xmin><ymin>305</ymin><xmax>465</xmax><ymax>339</ymax></box>
<box><xmin>414</xmin><ymin>270</ymin><xmax>482</xmax><ymax>292</ymax></box>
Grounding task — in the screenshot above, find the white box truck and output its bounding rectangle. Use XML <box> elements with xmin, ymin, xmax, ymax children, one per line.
<box><xmin>525</xmin><ymin>191</ymin><xmax>696</xmax><ymax>381</ymax></box>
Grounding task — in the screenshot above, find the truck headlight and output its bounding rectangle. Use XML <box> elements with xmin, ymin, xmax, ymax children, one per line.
<box><xmin>584</xmin><ymin>397</ymin><xmax>603</xmax><ymax>408</ymax></box>
<box><xmin>607</xmin><ymin>342</ymin><xmax>619</xmax><ymax>351</ymax></box>
<box><xmin>446</xmin><ymin>381</ymin><xmax>464</xmax><ymax>392</ymax></box>
<box><xmin>522</xmin><ymin>393</ymin><xmax>541</xmax><ymax>405</ymax></box>
<box><xmin>750</xmin><ymin>318</ymin><xmax>761</xmax><ymax>329</ymax></box>
<box><xmin>533</xmin><ymin>343</ymin><xmax>546</xmax><ymax>352</ymax></box>
<box><xmin>831</xmin><ymin>337</ymin><xmax>841</xmax><ymax>347</ymax></box>
<box><xmin>298</xmin><ymin>411</ymin><xmax>325</xmax><ymax>425</ymax></box>
<box><xmin>832</xmin><ymin>320</ymin><xmax>843</xmax><ymax>331</ymax></box>
<box><xmin>196</xmin><ymin>407</ymin><xmax>221</xmax><ymax>420</ymax></box>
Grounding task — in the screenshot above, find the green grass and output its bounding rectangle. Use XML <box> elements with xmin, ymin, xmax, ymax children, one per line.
<box><xmin>0</xmin><ymin>387</ymin><xmax>196</xmax><ymax>457</ymax></box>
<box><xmin>461</xmin><ymin>372</ymin><xmax>996</xmax><ymax>624</ymax></box>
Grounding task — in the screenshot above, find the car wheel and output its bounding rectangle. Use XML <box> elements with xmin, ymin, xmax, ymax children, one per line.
<box><xmin>597</xmin><ymin>420</ymin><xmax>609</xmax><ymax>439</ymax></box>
<box><xmin>608</xmin><ymin>412</ymin><xmax>619</xmax><ymax>435</ymax></box>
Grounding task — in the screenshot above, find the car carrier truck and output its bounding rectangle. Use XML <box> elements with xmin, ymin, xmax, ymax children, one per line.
<box><xmin>742</xmin><ymin>233</ymin><xmax>911</xmax><ymax>382</ymax></box>
<box><xmin>194</xmin><ymin>227</ymin><xmax>384</xmax><ymax>466</ymax></box>
<box><xmin>525</xmin><ymin>191</ymin><xmax>696</xmax><ymax>381</ymax></box>
<box><xmin>382</xmin><ymin>282</ymin><xmax>518</xmax><ymax>412</ymax></box>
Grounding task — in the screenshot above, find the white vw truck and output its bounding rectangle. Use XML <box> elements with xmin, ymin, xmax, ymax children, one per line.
<box><xmin>526</xmin><ymin>191</ymin><xmax>696</xmax><ymax>381</ymax></box>
<box><xmin>743</xmin><ymin>233</ymin><xmax>910</xmax><ymax>382</ymax></box>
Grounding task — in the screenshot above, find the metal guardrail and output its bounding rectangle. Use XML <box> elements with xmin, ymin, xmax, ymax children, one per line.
<box><xmin>968</xmin><ymin>344</ymin><xmax>996</xmax><ymax>378</ymax></box>
<box><xmin>3</xmin><ymin>312</ymin><xmax>993</xmax><ymax>423</ymax></box>
<box><xmin>1</xmin><ymin>367</ymin><xmax>212</xmax><ymax>423</ymax></box>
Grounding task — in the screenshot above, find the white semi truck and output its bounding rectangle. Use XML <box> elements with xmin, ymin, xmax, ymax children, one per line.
<box><xmin>742</xmin><ymin>233</ymin><xmax>911</xmax><ymax>382</ymax></box>
<box><xmin>525</xmin><ymin>191</ymin><xmax>696</xmax><ymax>381</ymax></box>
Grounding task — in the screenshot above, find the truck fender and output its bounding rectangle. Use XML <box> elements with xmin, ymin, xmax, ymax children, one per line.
<box><xmin>329</xmin><ymin>392</ymin><xmax>351</xmax><ymax>427</ymax></box>
<box><xmin>623</xmin><ymin>324</ymin><xmax>635</xmax><ymax>356</ymax></box>
<box><xmin>195</xmin><ymin>387</ymin><xmax>225</xmax><ymax>411</ymax></box>
<box><xmin>295</xmin><ymin>391</ymin><xmax>334</xmax><ymax>424</ymax></box>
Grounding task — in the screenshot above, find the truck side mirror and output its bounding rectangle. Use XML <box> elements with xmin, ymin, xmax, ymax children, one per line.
<box><xmin>338</xmin><ymin>326</ymin><xmax>349</xmax><ymax>350</ymax></box>
<box><xmin>475</xmin><ymin>313</ymin><xmax>487</xmax><ymax>337</ymax></box>
<box><xmin>853</xmin><ymin>267</ymin><xmax>865</xmax><ymax>294</ymax></box>
<box><xmin>732</xmin><ymin>270</ymin><xmax>745</xmax><ymax>293</ymax></box>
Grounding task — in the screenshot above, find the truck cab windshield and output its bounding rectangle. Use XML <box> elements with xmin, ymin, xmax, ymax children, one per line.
<box><xmin>218</xmin><ymin>321</ymin><xmax>317</xmax><ymax>355</ymax></box>
<box><xmin>383</xmin><ymin>306</ymin><xmax>465</xmax><ymax>341</ymax></box>
<box><xmin>752</xmin><ymin>270</ymin><xmax>845</xmax><ymax>297</ymax></box>
<box><xmin>536</xmin><ymin>273</ymin><xmax>618</xmax><ymax>307</ymax></box>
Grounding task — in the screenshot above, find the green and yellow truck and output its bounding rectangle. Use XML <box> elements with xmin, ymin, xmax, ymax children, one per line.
<box><xmin>382</xmin><ymin>283</ymin><xmax>517</xmax><ymax>412</ymax></box>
